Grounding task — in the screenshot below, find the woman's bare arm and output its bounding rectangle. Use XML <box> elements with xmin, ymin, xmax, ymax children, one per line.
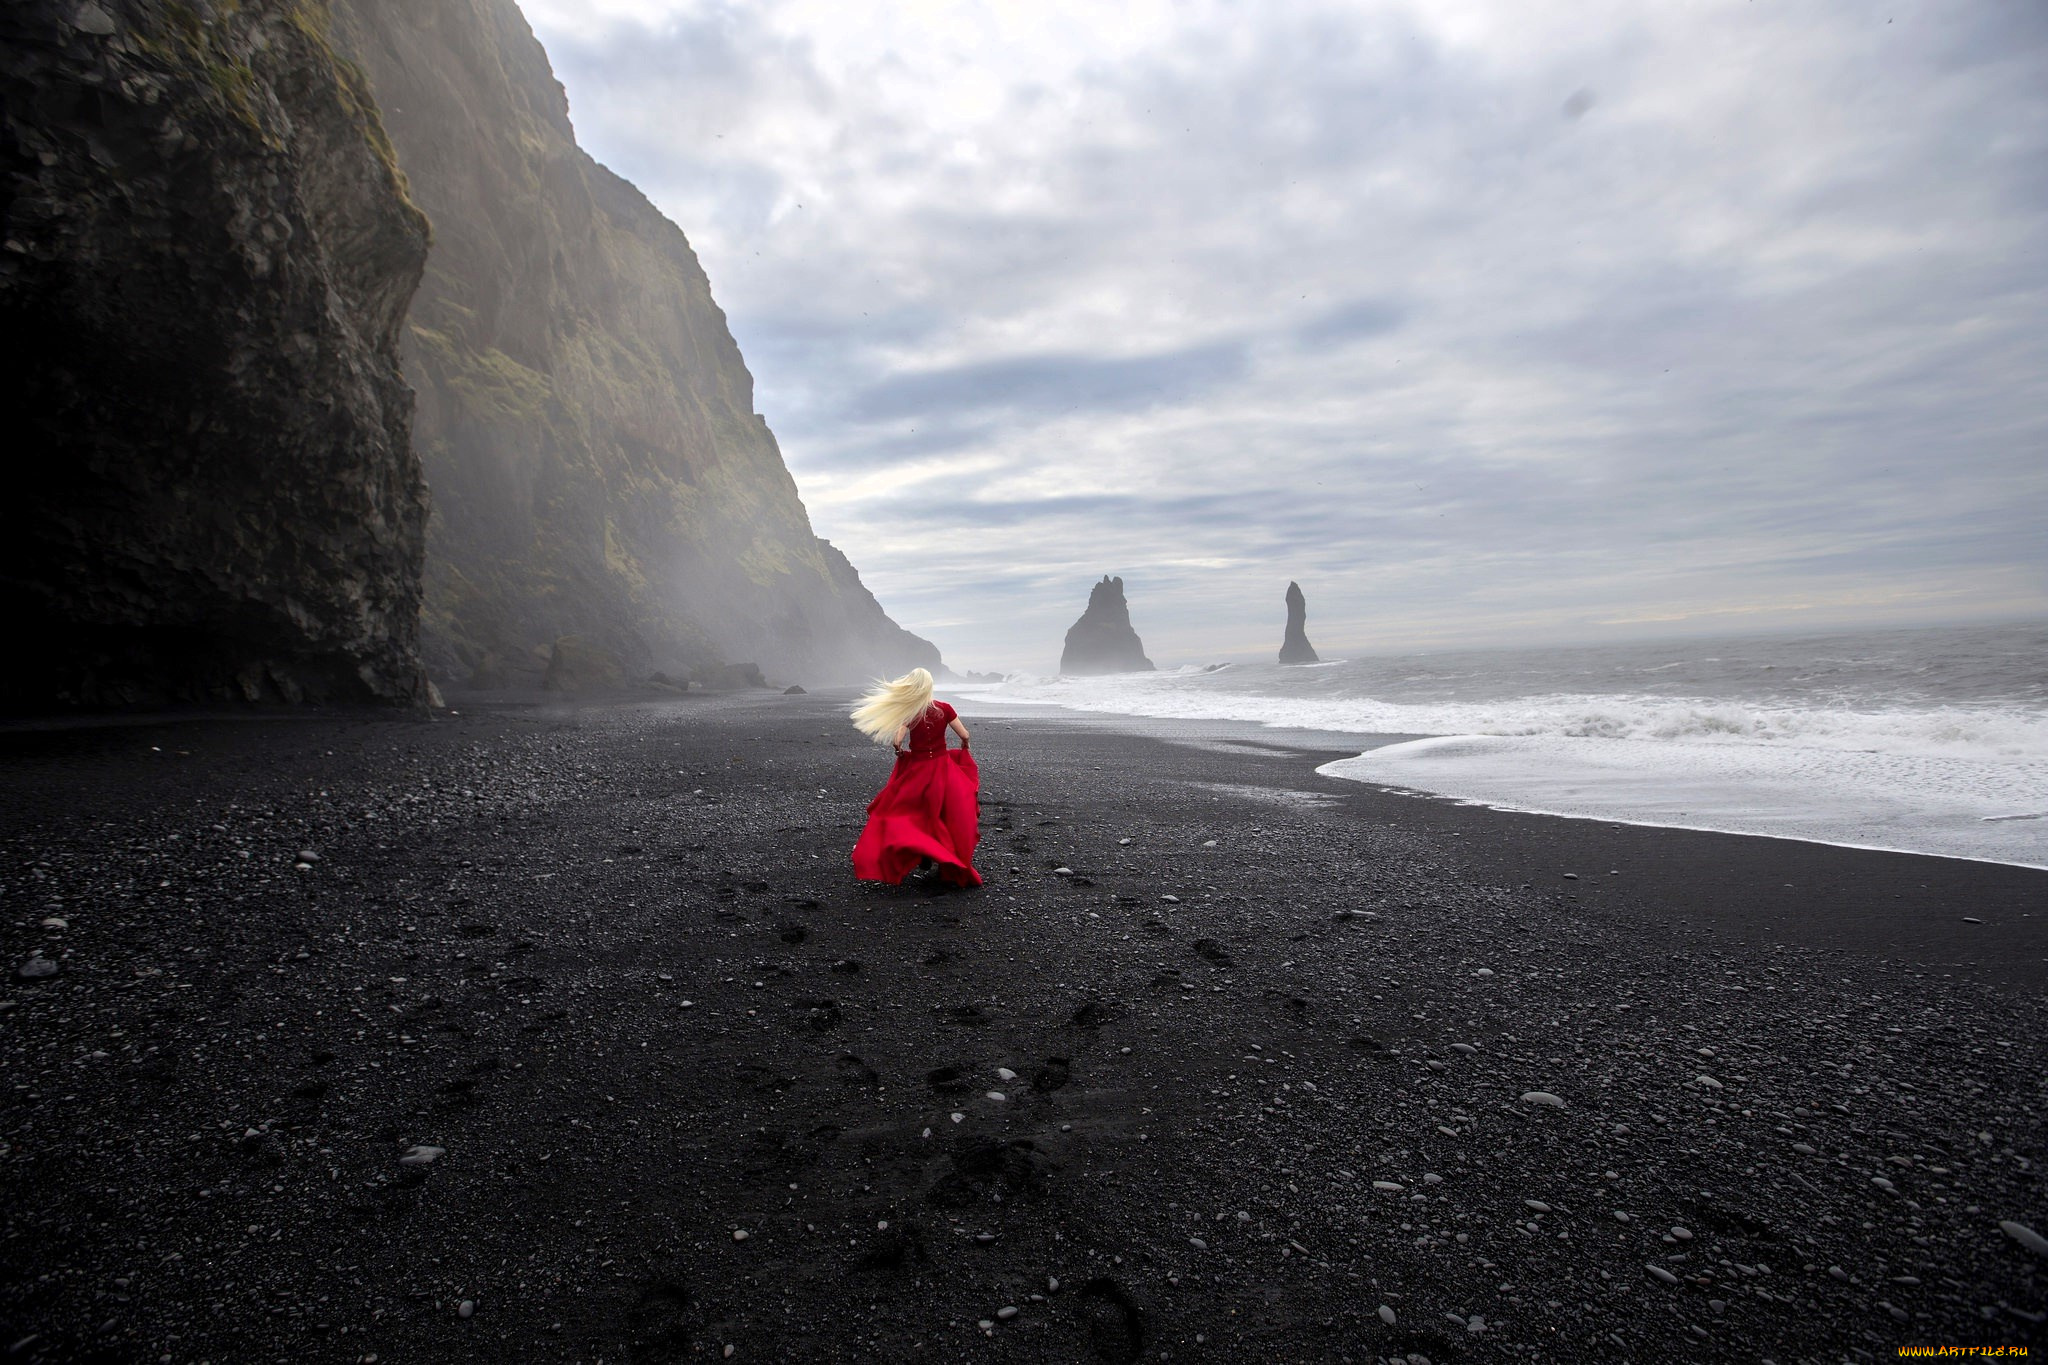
<box><xmin>949</xmin><ymin>718</ymin><xmax>970</xmax><ymax>749</ymax></box>
<box><xmin>893</xmin><ymin>724</ymin><xmax>910</xmax><ymax>751</ymax></box>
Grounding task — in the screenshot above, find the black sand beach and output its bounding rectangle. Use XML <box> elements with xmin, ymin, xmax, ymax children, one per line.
<box><xmin>2</xmin><ymin>692</ymin><xmax>2044</xmax><ymax>1363</ymax></box>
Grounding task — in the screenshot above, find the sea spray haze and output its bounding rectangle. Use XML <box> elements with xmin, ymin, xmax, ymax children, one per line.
<box><xmin>968</xmin><ymin>621</ymin><xmax>2048</xmax><ymax>867</ymax></box>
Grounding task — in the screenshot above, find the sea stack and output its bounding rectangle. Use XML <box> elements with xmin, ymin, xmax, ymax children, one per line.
<box><xmin>1278</xmin><ymin>581</ymin><xmax>1320</xmax><ymax>664</ymax></box>
<box><xmin>1060</xmin><ymin>576</ymin><xmax>1155</xmax><ymax>675</ymax></box>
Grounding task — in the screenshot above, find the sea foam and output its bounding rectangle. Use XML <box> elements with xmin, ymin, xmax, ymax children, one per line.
<box><xmin>963</xmin><ymin>629</ymin><xmax>2048</xmax><ymax>867</ymax></box>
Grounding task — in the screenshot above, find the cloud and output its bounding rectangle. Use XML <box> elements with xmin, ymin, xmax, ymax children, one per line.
<box><xmin>842</xmin><ymin>340</ymin><xmax>1250</xmax><ymax>423</ymax></box>
<box><xmin>523</xmin><ymin>0</ymin><xmax>2048</xmax><ymax>670</ymax></box>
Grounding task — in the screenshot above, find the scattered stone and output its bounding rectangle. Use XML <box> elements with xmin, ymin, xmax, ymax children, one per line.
<box><xmin>1520</xmin><ymin>1091</ymin><xmax>1565</xmax><ymax>1108</ymax></box>
<box><xmin>72</xmin><ymin>3</ymin><xmax>118</xmax><ymax>36</ymax></box>
<box><xmin>1671</xmin><ymin>1226</ymin><xmax>1694</xmax><ymax>1241</ymax></box>
<box><xmin>1373</xmin><ymin>1181</ymin><xmax>1404</xmax><ymax>1192</ymax></box>
<box><xmin>397</xmin><ymin>1145</ymin><xmax>444</xmax><ymax>1166</ymax></box>
<box><xmin>14</xmin><ymin>955</ymin><xmax>59</xmax><ymax>981</ymax></box>
<box><xmin>996</xmin><ymin>1067</ymin><xmax>1018</xmax><ymax>1082</ymax></box>
<box><xmin>1451</xmin><ymin>1042</ymin><xmax>1478</xmax><ymax>1054</ymax></box>
<box><xmin>1190</xmin><ymin>1237</ymin><xmax>1208</xmax><ymax>1250</ymax></box>
<box><xmin>1474</xmin><ymin>968</ymin><xmax>1495</xmax><ymax>977</ymax></box>
<box><xmin>1377</xmin><ymin>1304</ymin><xmax>1396</xmax><ymax>1325</ymax></box>
<box><xmin>1696</xmin><ymin>1075</ymin><xmax>1723</xmax><ymax>1090</ymax></box>
<box><xmin>1525</xmin><ymin>1200</ymin><xmax>1551</xmax><ymax>1214</ymax></box>
<box><xmin>458</xmin><ymin>1300</ymin><xmax>475</xmax><ymax>1319</ymax></box>
<box><xmin>1647</xmin><ymin>1265</ymin><xmax>1679</xmax><ymax>1286</ymax></box>
<box><xmin>2002</xmin><ymin>1221</ymin><xmax>2048</xmax><ymax>1260</ymax></box>
<box><xmin>732</xmin><ymin>1229</ymin><xmax>749</xmax><ymax>1242</ymax></box>
<box><xmin>995</xmin><ymin>1306</ymin><xmax>1018</xmax><ymax>1321</ymax></box>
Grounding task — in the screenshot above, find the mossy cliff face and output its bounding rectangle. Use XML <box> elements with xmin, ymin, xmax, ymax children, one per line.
<box><xmin>330</xmin><ymin>0</ymin><xmax>941</xmax><ymax>688</ymax></box>
<box><xmin>0</xmin><ymin>0</ymin><xmax>432</xmax><ymax>706</ymax></box>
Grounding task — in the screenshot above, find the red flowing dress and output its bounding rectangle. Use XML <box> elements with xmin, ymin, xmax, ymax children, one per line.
<box><xmin>852</xmin><ymin>700</ymin><xmax>982</xmax><ymax>887</ymax></box>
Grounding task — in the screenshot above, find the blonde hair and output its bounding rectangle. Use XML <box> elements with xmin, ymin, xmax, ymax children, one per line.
<box><xmin>850</xmin><ymin>667</ymin><xmax>936</xmax><ymax>747</ymax></box>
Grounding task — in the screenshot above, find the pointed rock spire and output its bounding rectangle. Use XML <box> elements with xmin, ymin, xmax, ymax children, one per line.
<box><xmin>1279</xmin><ymin>581</ymin><xmax>1319</xmax><ymax>664</ymax></box>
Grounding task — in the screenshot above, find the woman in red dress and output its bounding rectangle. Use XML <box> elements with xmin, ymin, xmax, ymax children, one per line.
<box><xmin>850</xmin><ymin>668</ymin><xmax>982</xmax><ymax>887</ymax></box>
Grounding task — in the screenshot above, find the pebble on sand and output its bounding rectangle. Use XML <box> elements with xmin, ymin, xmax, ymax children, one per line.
<box><xmin>1520</xmin><ymin>1091</ymin><xmax>1566</xmax><ymax>1108</ymax></box>
<box><xmin>15</xmin><ymin>955</ymin><xmax>59</xmax><ymax>980</ymax></box>
<box><xmin>458</xmin><ymin>1300</ymin><xmax>475</xmax><ymax>1319</ymax></box>
<box><xmin>732</xmin><ymin>1229</ymin><xmax>749</xmax><ymax>1242</ymax></box>
<box><xmin>397</xmin><ymin>1145</ymin><xmax>445</xmax><ymax>1166</ymax></box>
<box><xmin>2002</xmin><ymin>1220</ymin><xmax>2048</xmax><ymax>1259</ymax></box>
<box><xmin>1646</xmin><ymin>1264</ymin><xmax>1679</xmax><ymax>1286</ymax></box>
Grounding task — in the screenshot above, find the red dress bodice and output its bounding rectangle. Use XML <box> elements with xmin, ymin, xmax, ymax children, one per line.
<box><xmin>902</xmin><ymin>700</ymin><xmax>956</xmax><ymax>755</ymax></box>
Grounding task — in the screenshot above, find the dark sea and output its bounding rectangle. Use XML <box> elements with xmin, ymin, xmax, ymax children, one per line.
<box><xmin>961</xmin><ymin>621</ymin><xmax>2048</xmax><ymax>868</ymax></box>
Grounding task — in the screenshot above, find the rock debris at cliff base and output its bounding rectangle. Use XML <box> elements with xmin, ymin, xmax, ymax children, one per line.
<box><xmin>0</xmin><ymin>695</ymin><xmax>2042</xmax><ymax>1362</ymax></box>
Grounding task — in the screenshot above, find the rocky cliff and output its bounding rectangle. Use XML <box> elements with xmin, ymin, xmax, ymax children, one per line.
<box><xmin>0</xmin><ymin>0</ymin><xmax>432</xmax><ymax>707</ymax></box>
<box><xmin>1060</xmin><ymin>575</ymin><xmax>1154</xmax><ymax>675</ymax></box>
<box><xmin>1278</xmin><ymin>580</ymin><xmax>1319</xmax><ymax>664</ymax></box>
<box><xmin>328</xmin><ymin>0</ymin><xmax>940</xmax><ymax>689</ymax></box>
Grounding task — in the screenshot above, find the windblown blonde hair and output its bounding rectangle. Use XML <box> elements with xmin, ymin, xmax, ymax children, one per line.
<box><xmin>850</xmin><ymin>667</ymin><xmax>936</xmax><ymax>747</ymax></box>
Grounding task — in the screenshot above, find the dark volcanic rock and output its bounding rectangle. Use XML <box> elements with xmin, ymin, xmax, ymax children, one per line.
<box><xmin>329</xmin><ymin>0</ymin><xmax>941</xmax><ymax>689</ymax></box>
<box><xmin>691</xmin><ymin>661</ymin><xmax>768</xmax><ymax>691</ymax></box>
<box><xmin>1059</xmin><ymin>576</ymin><xmax>1154</xmax><ymax>675</ymax></box>
<box><xmin>1278</xmin><ymin>580</ymin><xmax>1319</xmax><ymax>664</ymax></box>
<box><xmin>541</xmin><ymin>635</ymin><xmax>625</xmax><ymax>693</ymax></box>
<box><xmin>0</xmin><ymin>0</ymin><xmax>432</xmax><ymax>708</ymax></box>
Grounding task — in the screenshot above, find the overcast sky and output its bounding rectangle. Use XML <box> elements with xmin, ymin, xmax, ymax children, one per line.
<box><xmin>521</xmin><ymin>0</ymin><xmax>2047</xmax><ymax>672</ymax></box>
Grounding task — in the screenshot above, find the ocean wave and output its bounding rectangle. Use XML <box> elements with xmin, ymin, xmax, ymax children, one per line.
<box><xmin>960</xmin><ymin>673</ymin><xmax>2048</xmax><ymax>764</ymax></box>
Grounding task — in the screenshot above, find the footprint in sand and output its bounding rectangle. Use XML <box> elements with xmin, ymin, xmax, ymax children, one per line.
<box><xmin>1031</xmin><ymin>1057</ymin><xmax>1072</xmax><ymax>1092</ymax></box>
<box><xmin>1075</xmin><ymin>1277</ymin><xmax>1145</xmax><ymax>1364</ymax></box>
<box><xmin>834</xmin><ymin>1053</ymin><xmax>879</xmax><ymax>1088</ymax></box>
<box><xmin>625</xmin><ymin>1277</ymin><xmax>697</xmax><ymax>1355</ymax></box>
<box><xmin>925</xmin><ymin>1064</ymin><xmax>971</xmax><ymax>1095</ymax></box>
